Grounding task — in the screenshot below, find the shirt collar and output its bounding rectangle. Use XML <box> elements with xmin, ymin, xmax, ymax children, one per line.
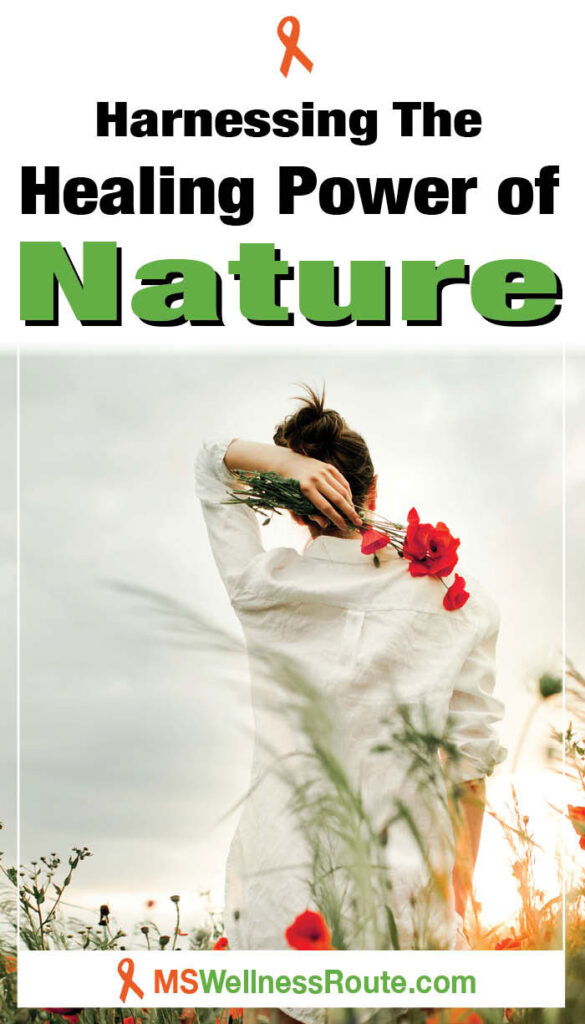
<box><xmin>303</xmin><ymin>535</ymin><xmax>398</xmax><ymax>565</ymax></box>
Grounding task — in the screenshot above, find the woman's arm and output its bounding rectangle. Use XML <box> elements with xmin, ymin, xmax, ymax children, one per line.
<box><xmin>442</xmin><ymin>596</ymin><xmax>506</xmax><ymax>925</ymax></box>
<box><xmin>195</xmin><ymin>437</ymin><xmax>266</xmax><ymax>593</ymax></box>
<box><xmin>195</xmin><ymin>436</ymin><xmax>362</xmax><ymax>597</ymax></box>
<box><xmin>224</xmin><ymin>439</ymin><xmax>363</xmax><ymax>531</ymax></box>
<box><xmin>451</xmin><ymin>776</ymin><xmax>486</xmax><ymax>919</ymax></box>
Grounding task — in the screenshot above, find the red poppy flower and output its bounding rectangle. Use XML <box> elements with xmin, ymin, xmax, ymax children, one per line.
<box><xmin>568</xmin><ymin>805</ymin><xmax>585</xmax><ymax>832</ymax></box>
<box><xmin>4</xmin><ymin>955</ymin><xmax>17</xmax><ymax>973</ymax></box>
<box><xmin>213</xmin><ymin>936</ymin><xmax>229</xmax><ymax>950</ymax></box>
<box><xmin>495</xmin><ymin>936</ymin><xmax>521</xmax><ymax>950</ymax></box>
<box><xmin>403</xmin><ymin>508</ymin><xmax>460</xmax><ymax>578</ymax></box>
<box><xmin>215</xmin><ymin>1012</ymin><xmax>243</xmax><ymax>1024</ymax></box>
<box><xmin>568</xmin><ymin>806</ymin><xmax>585</xmax><ymax>847</ymax></box>
<box><xmin>285</xmin><ymin>910</ymin><xmax>333</xmax><ymax>950</ymax></box>
<box><xmin>43</xmin><ymin>1011</ymin><xmax>82</xmax><ymax>1023</ymax></box>
<box><xmin>360</xmin><ymin>528</ymin><xmax>390</xmax><ymax>556</ymax></box>
<box><xmin>123</xmin><ymin>1017</ymin><xmax>143</xmax><ymax>1024</ymax></box>
<box><xmin>443</xmin><ymin>574</ymin><xmax>470</xmax><ymax>611</ymax></box>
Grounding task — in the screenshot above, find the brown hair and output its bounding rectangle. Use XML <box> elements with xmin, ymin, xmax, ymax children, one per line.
<box><xmin>273</xmin><ymin>385</ymin><xmax>375</xmax><ymax>508</ymax></box>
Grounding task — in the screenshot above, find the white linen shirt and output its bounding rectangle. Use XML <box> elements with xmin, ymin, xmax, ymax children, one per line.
<box><xmin>195</xmin><ymin>436</ymin><xmax>506</xmax><ymax>958</ymax></box>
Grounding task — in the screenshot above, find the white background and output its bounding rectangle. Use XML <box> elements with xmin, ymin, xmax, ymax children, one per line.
<box><xmin>18</xmin><ymin>950</ymin><xmax>566</xmax><ymax>1009</ymax></box>
<box><xmin>3</xmin><ymin>0</ymin><xmax>582</xmax><ymax>352</ymax></box>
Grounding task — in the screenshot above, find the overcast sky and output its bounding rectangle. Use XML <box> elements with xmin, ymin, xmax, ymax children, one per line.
<box><xmin>1</xmin><ymin>351</ymin><xmax>584</xmax><ymax>933</ymax></box>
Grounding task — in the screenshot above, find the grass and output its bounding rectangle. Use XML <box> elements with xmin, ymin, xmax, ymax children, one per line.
<box><xmin>2</xmin><ymin>623</ymin><xmax>584</xmax><ymax>1024</ymax></box>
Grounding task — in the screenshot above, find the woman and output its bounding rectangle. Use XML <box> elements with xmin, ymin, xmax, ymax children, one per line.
<box><xmin>195</xmin><ymin>387</ymin><xmax>506</xmax><ymax>1022</ymax></box>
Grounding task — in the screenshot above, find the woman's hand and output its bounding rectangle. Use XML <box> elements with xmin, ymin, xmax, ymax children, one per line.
<box><xmin>277</xmin><ymin>449</ymin><xmax>363</xmax><ymax>531</ymax></box>
<box><xmin>224</xmin><ymin>440</ymin><xmax>363</xmax><ymax>531</ymax></box>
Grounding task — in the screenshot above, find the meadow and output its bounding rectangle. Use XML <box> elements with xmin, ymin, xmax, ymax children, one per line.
<box><xmin>2</xmin><ymin>661</ymin><xmax>583</xmax><ymax>1024</ymax></box>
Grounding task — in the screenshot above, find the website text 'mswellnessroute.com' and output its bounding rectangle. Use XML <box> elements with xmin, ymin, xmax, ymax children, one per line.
<box><xmin>152</xmin><ymin>966</ymin><xmax>477</xmax><ymax>998</ymax></box>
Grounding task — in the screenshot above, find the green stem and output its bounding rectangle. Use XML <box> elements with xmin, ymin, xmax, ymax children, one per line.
<box><xmin>172</xmin><ymin>901</ymin><xmax>180</xmax><ymax>950</ymax></box>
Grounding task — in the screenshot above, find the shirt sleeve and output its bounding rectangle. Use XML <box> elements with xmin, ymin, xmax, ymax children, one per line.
<box><xmin>443</xmin><ymin>600</ymin><xmax>507</xmax><ymax>784</ymax></box>
<box><xmin>194</xmin><ymin>436</ymin><xmax>264</xmax><ymax>596</ymax></box>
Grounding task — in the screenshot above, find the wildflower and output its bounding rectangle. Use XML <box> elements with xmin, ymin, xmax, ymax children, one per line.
<box><xmin>443</xmin><ymin>574</ymin><xmax>470</xmax><ymax>611</ymax></box>
<box><xmin>170</xmin><ymin>894</ymin><xmax>180</xmax><ymax>903</ymax></box>
<box><xmin>99</xmin><ymin>904</ymin><xmax>110</xmax><ymax>926</ymax></box>
<box><xmin>228</xmin><ymin>473</ymin><xmax>469</xmax><ymax>608</ymax></box>
<box><xmin>403</xmin><ymin>507</ymin><xmax>460</xmax><ymax>578</ymax></box>
<box><xmin>215</xmin><ymin>1010</ymin><xmax>243</xmax><ymax>1024</ymax></box>
<box><xmin>568</xmin><ymin>805</ymin><xmax>585</xmax><ymax>849</ymax></box>
<box><xmin>495</xmin><ymin>936</ymin><xmax>521</xmax><ymax>950</ymax></box>
<box><xmin>213</xmin><ymin>936</ymin><xmax>229</xmax><ymax>950</ymax></box>
<box><xmin>360</xmin><ymin>528</ymin><xmax>390</xmax><ymax>556</ymax></box>
<box><xmin>4</xmin><ymin>954</ymin><xmax>17</xmax><ymax>973</ymax></box>
<box><xmin>285</xmin><ymin>909</ymin><xmax>333</xmax><ymax>950</ymax></box>
<box><xmin>159</xmin><ymin>935</ymin><xmax>170</xmax><ymax>948</ymax></box>
<box><xmin>123</xmin><ymin>1017</ymin><xmax>143</xmax><ymax>1024</ymax></box>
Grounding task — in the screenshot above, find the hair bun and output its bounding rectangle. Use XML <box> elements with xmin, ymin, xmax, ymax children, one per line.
<box><xmin>273</xmin><ymin>383</ymin><xmax>375</xmax><ymax>511</ymax></box>
<box><xmin>273</xmin><ymin>386</ymin><xmax>345</xmax><ymax>456</ymax></box>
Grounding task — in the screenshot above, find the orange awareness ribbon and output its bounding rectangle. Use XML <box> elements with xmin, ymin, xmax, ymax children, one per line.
<box><xmin>117</xmin><ymin>957</ymin><xmax>145</xmax><ymax>1003</ymax></box>
<box><xmin>277</xmin><ymin>16</ymin><xmax>313</xmax><ymax>77</ymax></box>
